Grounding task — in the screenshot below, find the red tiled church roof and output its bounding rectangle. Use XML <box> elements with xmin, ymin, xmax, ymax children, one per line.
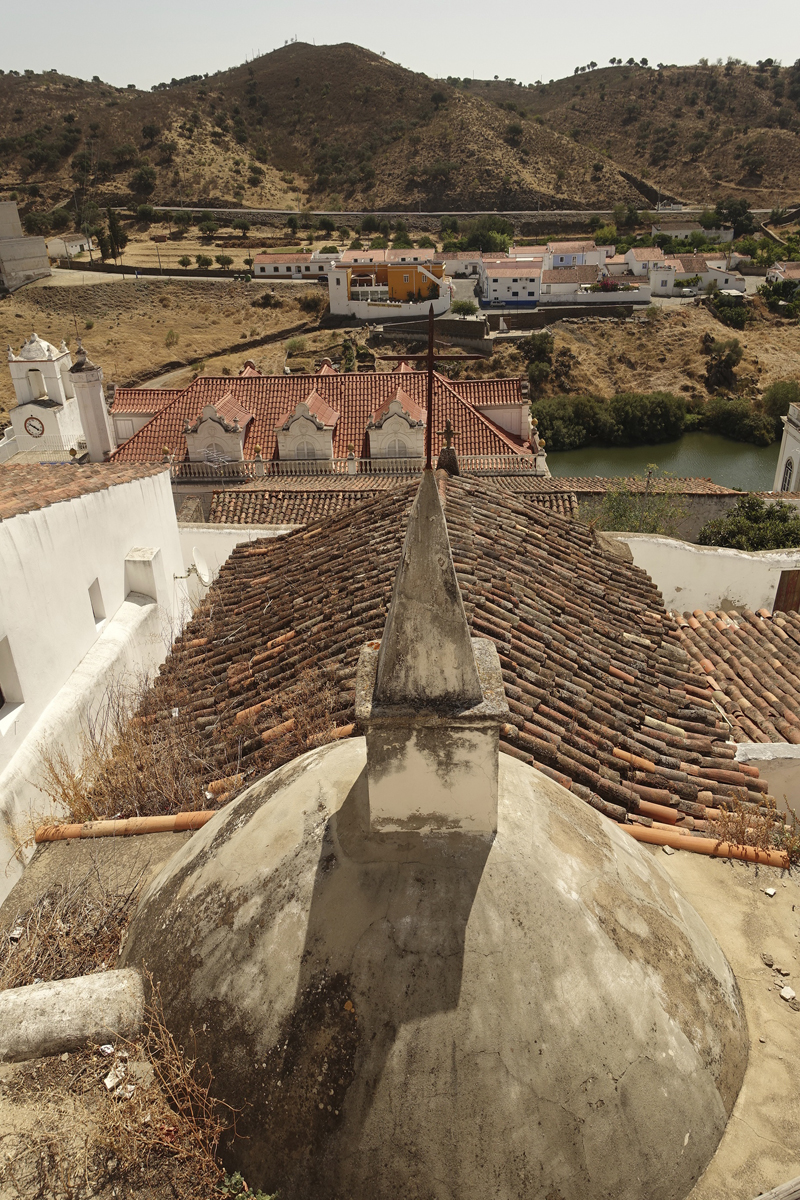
<box><xmin>110</xmin><ymin>372</ymin><xmax>530</xmax><ymax>462</ymax></box>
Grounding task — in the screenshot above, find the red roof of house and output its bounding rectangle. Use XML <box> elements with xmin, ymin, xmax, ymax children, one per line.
<box><xmin>112</xmin><ymin>387</ymin><xmax>182</xmax><ymax>416</ymax></box>
<box><xmin>0</xmin><ymin>464</ymin><xmax>169</xmax><ymax>521</ymax></box>
<box><xmin>385</xmin><ymin>248</ymin><xmax>435</xmax><ymax>263</ymax></box>
<box><xmin>215</xmin><ymin>390</ymin><xmax>254</xmax><ymax>429</ymax></box>
<box><xmin>541</xmin><ymin>266</ymin><xmax>598</xmax><ymax>285</ymax></box>
<box><xmin>628</xmin><ymin>247</ymin><xmax>666</xmax><ymax>261</ymax></box>
<box><xmin>110</xmin><ymin>371</ymin><xmax>530</xmax><ymax>462</ymax></box>
<box><xmin>487</xmin><ymin>265</ymin><xmax>541</xmax><ymax>277</ymax></box>
<box><xmin>341</xmin><ymin>249</ymin><xmax>387</xmax><ymax>263</ymax></box>
<box><xmin>548</xmin><ymin>241</ymin><xmax>597</xmax><ymax>253</ymax></box>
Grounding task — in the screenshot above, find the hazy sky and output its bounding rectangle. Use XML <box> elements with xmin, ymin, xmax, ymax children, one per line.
<box><xmin>0</xmin><ymin>0</ymin><xmax>796</xmax><ymax>89</ymax></box>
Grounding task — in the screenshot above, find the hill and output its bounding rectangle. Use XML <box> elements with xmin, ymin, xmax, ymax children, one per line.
<box><xmin>0</xmin><ymin>46</ymin><xmax>798</xmax><ymax>221</ymax></box>
<box><xmin>470</xmin><ymin>59</ymin><xmax>800</xmax><ymax>208</ymax></box>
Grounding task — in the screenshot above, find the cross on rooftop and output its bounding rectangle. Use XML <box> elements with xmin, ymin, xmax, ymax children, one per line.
<box><xmin>438</xmin><ymin>418</ymin><xmax>456</xmax><ymax>449</ymax></box>
<box><xmin>379</xmin><ymin>305</ymin><xmax>484</xmax><ymax>468</ymax></box>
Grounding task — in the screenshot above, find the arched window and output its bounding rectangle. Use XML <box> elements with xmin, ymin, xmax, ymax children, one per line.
<box><xmin>295</xmin><ymin>440</ymin><xmax>317</xmax><ymax>460</ymax></box>
<box><xmin>782</xmin><ymin>457</ymin><xmax>795</xmax><ymax>492</ymax></box>
<box><xmin>387</xmin><ymin>438</ymin><xmax>408</xmax><ymax>458</ymax></box>
<box><xmin>204</xmin><ymin>442</ymin><xmax>229</xmax><ymax>463</ymax></box>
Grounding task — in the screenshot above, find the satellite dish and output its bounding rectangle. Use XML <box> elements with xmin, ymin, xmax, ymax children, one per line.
<box><xmin>192</xmin><ymin>547</ymin><xmax>211</xmax><ymax>587</ymax></box>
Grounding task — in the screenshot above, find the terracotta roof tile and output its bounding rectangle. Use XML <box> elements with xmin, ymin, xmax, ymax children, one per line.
<box><xmin>0</xmin><ymin>463</ymin><xmax>169</xmax><ymax>521</ymax></box>
<box><xmin>129</xmin><ymin>475</ymin><xmax>767</xmax><ymax>834</ymax></box>
<box><xmin>110</xmin><ymin>372</ymin><xmax>531</xmax><ymax>463</ymax></box>
<box><xmin>541</xmin><ymin>266</ymin><xmax>599</xmax><ymax>285</ymax></box>
<box><xmin>669</xmin><ymin>607</ymin><xmax>800</xmax><ymax>744</ymax></box>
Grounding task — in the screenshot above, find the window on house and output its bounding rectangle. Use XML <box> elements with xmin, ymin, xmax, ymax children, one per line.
<box><xmin>88</xmin><ymin>578</ymin><xmax>106</xmax><ymax>627</ymax></box>
<box><xmin>0</xmin><ymin>635</ymin><xmax>24</xmax><ymax>732</ymax></box>
<box><xmin>660</xmin><ymin>280</ymin><xmax>668</xmax><ymax>287</ymax></box>
<box><xmin>286</xmin><ymin>266</ymin><xmax>291</xmax><ymax>273</ymax></box>
<box><xmin>116</xmin><ymin>418</ymin><xmax>134</xmax><ymax>440</ymax></box>
<box><xmin>296</xmin><ymin>440</ymin><xmax>317</xmax><ymax>460</ymax></box>
<box><xmin>512</xmin><ymin>291</ymin><xmax>519</xmax><ymax>297</ymax></box>
<box><xmin>305</xmin><ymin>266</ymin><xmax>310</xmax><ymax>272</ymax></box>
<box><xmin>492</xmin><ymin>278</ymin><xmax>498</xmax><ymax>283</ymax></box>
<box><xmin>386</xmin><ymin>438</ymin><xmax>408</xmax><ymax>458</ymax></box>
<box><xmin>782</xmin><ymin>457</ymin><xmax>794</xmax><ymax>492</ymax></box>
<box><xmin>336</xmin><ymin>277</ymin><xmax>341</xmax><ymax>286</ymax></box>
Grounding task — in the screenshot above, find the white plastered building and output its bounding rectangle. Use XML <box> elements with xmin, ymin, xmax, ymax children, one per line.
<box><xmin>0</xmin><ymin>464</ymin><xmax>190</xmax><ymax>902</ymax></box>
<box><xmin>0</xmin><ymin>202</ymin><xmax>50</xmax><ymax>292</ymax></box>
<box><xmin>774</xmin><ymin>403</ymin><xmax>800</xmax><ymax>493</ymax></box>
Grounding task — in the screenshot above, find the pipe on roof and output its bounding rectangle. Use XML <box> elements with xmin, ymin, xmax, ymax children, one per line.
<box><xmin>622</xmin><ymin>823</ymin><xmax>790</xmax><ymax>869</ymax></box>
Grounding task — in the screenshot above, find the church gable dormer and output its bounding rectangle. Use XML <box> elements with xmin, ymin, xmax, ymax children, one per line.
<box><xmin>275</xmin><ymin>388</ymin><xmax>339</xmax><ymax>462</ymax></box>
<box><xmin>184</xmin><ymin>392</ymin><xmax>253</xmax><ymax>462</ymax></box>
<box><xmin>367</xmin><ymin>386</ymin><xmax>425</xmax><ymax>461</ymax></box>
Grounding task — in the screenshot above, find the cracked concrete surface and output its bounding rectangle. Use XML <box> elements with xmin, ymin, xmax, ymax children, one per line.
<box><xmin>658</xmin><ymin>850</ymin><xmax>800</xmax><ymax>1200</ymax></box>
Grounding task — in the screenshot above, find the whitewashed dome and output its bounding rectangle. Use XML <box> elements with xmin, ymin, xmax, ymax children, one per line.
<box><xmin>16</xmin><ymin>333</ymin><xmax>60</xmax><ymax>361</ymax></box>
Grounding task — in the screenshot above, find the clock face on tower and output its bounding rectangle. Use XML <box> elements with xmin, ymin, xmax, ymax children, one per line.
<box><xmin>24</xmin><ymin>416</ymin><xmax>45</xmax><ymax>438</ymax></box>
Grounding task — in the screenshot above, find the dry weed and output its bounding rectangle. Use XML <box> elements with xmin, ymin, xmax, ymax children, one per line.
<box><xmin>707</xmin><ymin>792</ymin><xmax>800</xmax><ymax>866</ymax></box>
<box><xmin>0</xmin><ymin>866</ymin><xmax>145</xmax><ymax>990</ymax></box>
<box><xmin>35</xmin><ymin>677</ymin><xmax>218</xmax><ymax>824</ymax></box>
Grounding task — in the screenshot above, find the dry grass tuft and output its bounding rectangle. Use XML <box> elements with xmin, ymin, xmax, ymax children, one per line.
<box><xmin>36</xmin><ymin>676</ymin><xmax>219</xmax><ymax>825</ymax></box>
<box><xmin>94</xmin><ymin>978</ymin><xmax>231</xmax><ymax>1197</ymax></box>
<box><xmin>707</xmin><ymin>793</ymin><xmax>800</xmax><ymax>866</ymax></box>
<box><xmin>0</xmin><ymin>866</ymin><xmax>145</xmax><ymax>991</ymax></box>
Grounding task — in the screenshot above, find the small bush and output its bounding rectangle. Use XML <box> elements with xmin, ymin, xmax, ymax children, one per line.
<box><xmin>298</xmin><ymin>291</ymin><xmax>325</xmax><ymax>315</ymax></box>
<box><xmin>165</xmin><ymin>329</ymin><xmax>179</xmax><ymax>348</ymax></box>
<box><xmin>451</xmin><ymin>299</ymin><xmax>478</xmax><ymax>316</ymax></box>
<box><xmin>286</xmin><ymin>337</ymin><xmax>307</xmax><ymax>356</ymax></box>
<box><xmin>698</xmin><ymin>494</ymin><xmax>800</xmax><ymax>550</ymax></box>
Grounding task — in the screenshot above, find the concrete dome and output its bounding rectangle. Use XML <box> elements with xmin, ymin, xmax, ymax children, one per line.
<box><xmin>123</xmin><ymin>737</ymin><xmax>747</xmax><ymax>1200</ymax></box>
<box><xmin>16</xmin><ymin>333</ymin><xmax>60</xmax><ymax>361</ymax></box>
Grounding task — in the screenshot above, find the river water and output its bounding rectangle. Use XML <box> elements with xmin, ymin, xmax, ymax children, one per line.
<box><xmin>547</xmin><ymin>432</ymin><xmax>780</xmax><ymax>492</ymax></box>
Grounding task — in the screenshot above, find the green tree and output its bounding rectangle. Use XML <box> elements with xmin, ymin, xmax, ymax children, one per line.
<box><xmin>697</xmin><ymin>494</ymin><xmax>800</xmax><ymax>550</ymax></box>
<box><xmin>178</xmin><ymin>255</ymin><xmax>192</xmax><ymax>269</ymax></box>
<box><xmin>703</xmin><ymin>336</ymin><xmax>743</xmax><ymax>391</ymax></box>
<box><xmin>215</xmin><ymin>254</ymin><xmax>234</xmax><ymax>270</ymax></box>
<box><xmin>195</xmin><ymin>254</ymin><xmax>213</xmax><ymax>268</ymax></box>
<box><xmin>198</xmin><ymin>220</ymin><xmax>219</xmax><ymax>236</ymax></box>
<box><xmin>762</xmin><ymin>379</ymin><xmax>800</xmax><ymax>419</ymax></box>
<box><xmin>232</xmin><ymin>218</ymin><xmax>251</xmax><ymax>235</ymax></box>
<box><xmin>580</xmin><ymin>467</ymin><xmax>689</xmax><ymax>536</ymax></box>
<box><xmin>451</xmin><ymin>299</ymin><xmax>478</xmax><ymax>315</ymax></box>
<box><xmin>141</xmin><ymin>122</ymin><xmax>160</xmax><ymax>144</ymax></box>
<box><xmin>129</xmin><ymin>165</ymin><xmax>156</xmax><ymax>195</ymax></box>
<box><xmin>136</xmin><ymin>204</ymin><xmax>155</xmax><ymax>222</ymax></box>
<box><xmin>158</xmin><ymin>141</ymin><xmax>177</xmax><ymax>163</ymax></box>
<box><xmin>714</xmin><ymin>197</ymin><xmax>755</xmax><ymax>237</ymax></box>
<box><xmin>519</xmin><ymin>330</ymin><xmax>554</xmax><ymax>365</ymax></box>
<box><xmin>96</xmin><ymin>230</ymin><xmax>112</xmax><ymax>261</ymax></box>
<box><xmin>287</xmin><ymin>215</ymin><xmax>299</xmax><ymax>235</ymax></box>
<box><xmin>106</xmin><ymin>207</ymin><xmax>128</xmax><ymax>256</ymax></box>
<box><xmin>704</xmin><ymin>396</ymin><xmax>777</xmax><ymax>445</ymax></box>
<box><xmin>319</xmin><ymin>216</ymin><xmax>336</xmax><ymax>233</ymax></box>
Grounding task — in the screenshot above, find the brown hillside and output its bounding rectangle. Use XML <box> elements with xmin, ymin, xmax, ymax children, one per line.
<box><xmin>471</xmin><ymin>61</ymin><xmax>800</xmax><ymax>207</ymax></box>
<box><xmin>0</xmin><ymin>45</ymin><xmax>663</xmax><ymax>215</ymax></box>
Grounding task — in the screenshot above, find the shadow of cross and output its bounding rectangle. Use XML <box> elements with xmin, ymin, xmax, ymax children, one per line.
<box><xmin>379</xmin><ymin>304</ymin><xmax>484</xmax><ymax>468</ymax></box>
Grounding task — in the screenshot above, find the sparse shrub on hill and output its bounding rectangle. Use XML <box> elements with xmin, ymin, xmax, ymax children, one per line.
<box><xmin>298</xmin><ymin>291</ymin><xmax>326</xmax><ymax>316</ymax></box>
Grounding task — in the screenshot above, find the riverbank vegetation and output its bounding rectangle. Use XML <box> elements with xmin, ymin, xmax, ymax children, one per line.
<box><xmin>531</xmin><ymin>375</ymin><xmax>799</xmax><ymax>452</ymax></box>
<box><xmin>698</xmin><ymin>495</ymin><xmax>800</xmax><ymax>550</ymax></box>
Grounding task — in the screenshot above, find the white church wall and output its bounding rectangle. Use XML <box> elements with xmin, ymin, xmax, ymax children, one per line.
<box><xmin>0</xmin><ymin>470</ymin><xmax>189</xmax><ymax>896</ymax></box>
<box><xmin>614</xmin><ymin>534</ymin><xmax>800</xmax><ymax>614</ymax></box>
<box><xmin>0</xmin><ymin>595</ymin><xmax>166</xmax><ymax>902</ymax></box>
<box><xmin>177</xmin><ymin>523</ymin><xmax>291</xmax><ymax>607</ymax></box>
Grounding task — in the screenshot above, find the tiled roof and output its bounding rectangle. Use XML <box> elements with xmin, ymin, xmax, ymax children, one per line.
<box><xmin>276</xmin><ymin>388</ymin><xmax>340</xmax><ymax>429</ymax></box>
<box><xmin>548</xmin><ymin>241</ymin><xmax>597</xmax><ymax>253</ymax></box>
<box><xmin>369</xmin><ymin>386</ymin><xmax>425</xmax><ymax>425</ymax></box>
<box><xmin>775</xmin><ymin>263</ymin><xmax>800</xmax><ymax>279</ymax></box>
<box><xmin>133</xmin><ymin>474</ymin><xmax>774</xmax><ymax>835</ymax></box>
<box><xmin>670</xmin><ymin>608</ymin><xmax>800</xmax><ymax>744</ymax></box>
<box><xmin>509</xmin><ymin>475</ymin><xmax>737</xmax><ymax>496</ymax></box>
<box><xmin>111</xmin><ymin>388</ymin><xmax>182</xmax><ymax>416</ymax></box>
<box><xmin>604</xmin><ymin>255</ymin><xmax>627</xmax><ymax>265</ymax></box>
<box><xmin>541</xmin><ymin>266</ymin><xmax>599</xmax><ymax>285</ymax></box>
<box><xmin>110</xmin><ymin>372</ymin><xmax>531</xmax><ymax>462</ymax></box>
<box><xmin>455</xmin><ymin>378</ymin><xmax>527</xmax><ymax>409</ymax></box>
<box><xmin>209</xmin><ymin>486</ymin><xmax>390</xmax><ymax>525</ymax></box>
<box><xmin>216</xmin><ymin>391</ymin><xmax>254</xmax><ymax>428</ymax></box>
<box><xmin>666</xmin><ymin>254</ymin><xmax>709</xmax><ymax>273</ymax></box>
<box><xmin>385</xmin><ymin>249</ymin><xmax>435</xmax><ymax>263</ymax></box>
<box><xmin>0</xmin><ymin>463</ymin><xmax>168</xmax><ymax>521</ymax></box>
<box><xmin>341</xmin><ymin>249</ymin><xmax>387</xmax><ymax>263</ymax></box>
<box><xmin>434</xmin><ymin>251</ymin><xmax>483</xmax><ymax>261</ymax></box>
<box><xmin>628</xmin><ymin>247</ymin><xmax>666</xmax><ymax>261</ymax></box>
<box><xmin>487</xmin><ymin>266</ymin><xmax>541</xmax><ymax>277</ymax></box>
<box><xmin>653</xmin><ymin>221</ymin><xmax>703</xmax><ymax>231</ymax></box>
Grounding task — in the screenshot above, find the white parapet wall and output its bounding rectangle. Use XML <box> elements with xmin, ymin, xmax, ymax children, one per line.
<box><xmin>177</xmin><ymin>522</ymin><xmax>293</xmax><ymax>606</ymax></box>
<box><xmin>614</xmin><ymin>535</ymin><xmax>800</xmax><ymax>614</ymax></box>
<box><xmin>735</xmin><ymin>743</ymin><xmax>800</xmax><ymax>815</ymax></box>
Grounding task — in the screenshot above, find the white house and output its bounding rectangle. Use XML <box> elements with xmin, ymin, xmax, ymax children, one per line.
<box><xmin>0</xmin><ymin>463</ymin><xmax>189</xmax><ymax>901</ymax></box>
<box><xmin>46</xmin><ymin>232</ymin><xmax>94</xmax><ymax>259</ymax></box>
<box><xmin>434</xmin><ymin>250</ymin><xmax>484</xmax><ymax>276</ymax></box>
<box><xmin>253</xmin><ymin>252</ymin><xmax>331</xmax><ymax>279</ymax></box>
<box><xmin>774</xmin><ymin>402</ymin><xmax>800</xmax><ymax>493</ymax></box>
<box><xmin>663</xmin><ymin>254</ymin><xmax>746</xmax><ymax>294</ymax></box>
<box><xmin>651</xmin><ymin>220</ymin><xmax>734</xmax><ymax>243</ymax></box>
<box><xmin>766</xmin><ymin>262</ymin><xmax>800</xmax><ymax>285</ymax></box>
<box><xmin>624</xmin><ymin>247</ymin><xmax>668</xmax><ymax>276</ymax></box>
<box><xmin>479</xmin><ymin>262</ymin><xmax>541</xmax><ymax>305</ymax></box>
<box><xmin>544</xmin><ymin>241</ymin><xmax>605</xmax><ymax>268</ymax></box>
<box><xmin>0</xmin><ymin>202</ymin><xmax>50</xmax><ymax>292</ymax></box>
